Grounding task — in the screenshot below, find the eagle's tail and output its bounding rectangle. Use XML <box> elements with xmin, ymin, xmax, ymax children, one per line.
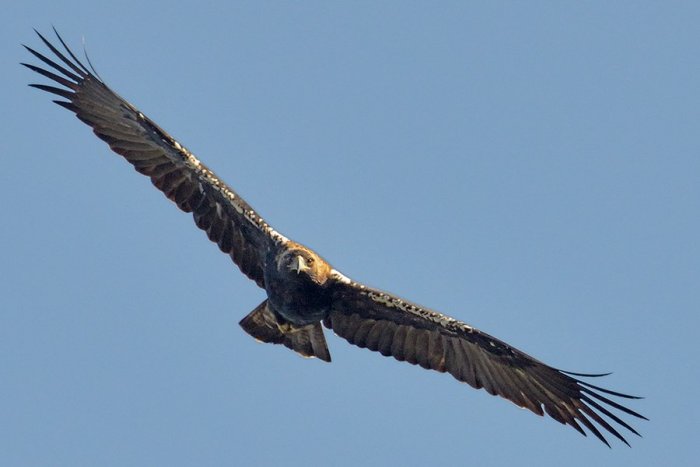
<box><xmin>239</xmin><ymin>300</ymin><xmax>331</xmax><ymax>362</ymax></box>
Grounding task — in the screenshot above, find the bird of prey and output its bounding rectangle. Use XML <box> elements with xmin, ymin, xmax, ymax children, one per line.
<box><xmin>23</xmin><ymin>29</ymin><xmax>645</xmax><ymax>447</ymax></box>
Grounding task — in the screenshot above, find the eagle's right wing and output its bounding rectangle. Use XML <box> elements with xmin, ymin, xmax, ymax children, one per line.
<box><xmin>23</xmin><ymin>29</ymin><xmax>288</xmax><ymax>287</ymax></box>
<box><xmin>325</xmin><ymin>273</ymin><xmax>646</xmax><ymax>446</ymax></box>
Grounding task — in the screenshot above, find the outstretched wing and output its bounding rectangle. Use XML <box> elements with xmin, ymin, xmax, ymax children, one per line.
<box><xmin>22</xmin><ymin>29</ymin><xmax>287</xmax><ymax>287</ymax></box>
<box><xmin>325</xmin><ymin>274</ymin><xmax>646</xmax><ymax>446</ymax></box>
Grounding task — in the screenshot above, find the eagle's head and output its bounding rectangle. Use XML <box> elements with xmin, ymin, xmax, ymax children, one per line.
<box><xmin>276</xmin><ymin>244</ymin><xmax>331</xmax><ymax>286</ymax></box>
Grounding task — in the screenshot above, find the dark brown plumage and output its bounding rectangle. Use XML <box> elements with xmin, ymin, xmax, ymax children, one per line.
<box><xmin>23</xmin><ymin>28</ymin><xmax>646</xmax><ymax>447</ymax></box>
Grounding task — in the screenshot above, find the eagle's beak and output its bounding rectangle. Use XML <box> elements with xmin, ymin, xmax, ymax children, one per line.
<box><xmin>290</xmin><ymin>255</ymin><xmax>310</xmax><ymax>274</ymax></box>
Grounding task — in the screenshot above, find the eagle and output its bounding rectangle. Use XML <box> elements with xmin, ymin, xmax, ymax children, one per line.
<box><xmin>23</xmin><ymin>28</ymin><xmax>645</xmax><ymax>447</ymax></box>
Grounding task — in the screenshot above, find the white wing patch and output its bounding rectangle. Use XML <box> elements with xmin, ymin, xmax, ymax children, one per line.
<box><xmin>347</xmin><ymin>281</ymin><xmax>475</xmax><ymax>333</ymax></box>
<box><xmin>170</xmin><ymin>140</ymin><xmax>288</xmax><ymax>246</ymax></box>
<box><xmin>132</xmin><ymin>108</ymin><xmax>288</xmax><ymax>246</ymax></box>
<box><xmin>330</xmin><ymin>269</ymin><xmax>352</xmax><ymax>284</ymax></box>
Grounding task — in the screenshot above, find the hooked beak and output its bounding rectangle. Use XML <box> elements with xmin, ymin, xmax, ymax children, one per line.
<box><xmin>289</xmin><ymin>255</ymin><xmax>310</xmax><ymax>274</ymax></box>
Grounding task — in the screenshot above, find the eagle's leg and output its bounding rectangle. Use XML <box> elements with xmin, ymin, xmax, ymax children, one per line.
<box><xmin>239</xmin><ymin>300</ymin><xmax>331</xmax><ymax>362</ymax></box>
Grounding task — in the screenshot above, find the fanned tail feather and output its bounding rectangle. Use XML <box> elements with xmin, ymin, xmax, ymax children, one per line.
<box><xmin>240</xmin><ymin>300</ymin><xmax>331</xmax><ymax>362</ymax></box>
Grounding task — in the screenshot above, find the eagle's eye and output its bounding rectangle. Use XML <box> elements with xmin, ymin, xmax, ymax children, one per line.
<box><xmin>306</xmin><ymin>256</ymin><xmax>315</xmax><ymax>265</ymax></box>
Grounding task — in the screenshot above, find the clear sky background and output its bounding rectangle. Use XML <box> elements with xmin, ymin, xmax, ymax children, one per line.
<box><xmin>2</xmin><ymin>2</ymin><xmax>698</xmax><ymax>466</ymax></box>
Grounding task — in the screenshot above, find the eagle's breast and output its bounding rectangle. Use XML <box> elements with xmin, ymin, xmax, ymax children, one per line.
<box><xmin>263</xmin><ymin>243</ymin><xmax>333</xmax><ymax>325</ymax></box>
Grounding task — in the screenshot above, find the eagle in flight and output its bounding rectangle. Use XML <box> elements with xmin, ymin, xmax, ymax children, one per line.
<box><xmin>23</xmin><ymin>29</ymin><xmax>645</xmax><ymax>447</ymax></box>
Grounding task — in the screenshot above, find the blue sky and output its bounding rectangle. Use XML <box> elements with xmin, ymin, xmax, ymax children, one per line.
<box><xmin>2</xmin><ymin>2</ymin><xmax>698</xmax><ymax>466</ymax></box>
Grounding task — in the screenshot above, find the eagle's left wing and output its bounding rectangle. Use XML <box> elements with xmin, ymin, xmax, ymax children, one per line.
<box><xmin>324</xmin><ymin>273</ymin><xmax>646</xmax><ymax>446</ymax></box>
<box><xmin>23</xmin><ymin>29</ymin><xmax>286</xmax><ymax>287</ymax></box>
